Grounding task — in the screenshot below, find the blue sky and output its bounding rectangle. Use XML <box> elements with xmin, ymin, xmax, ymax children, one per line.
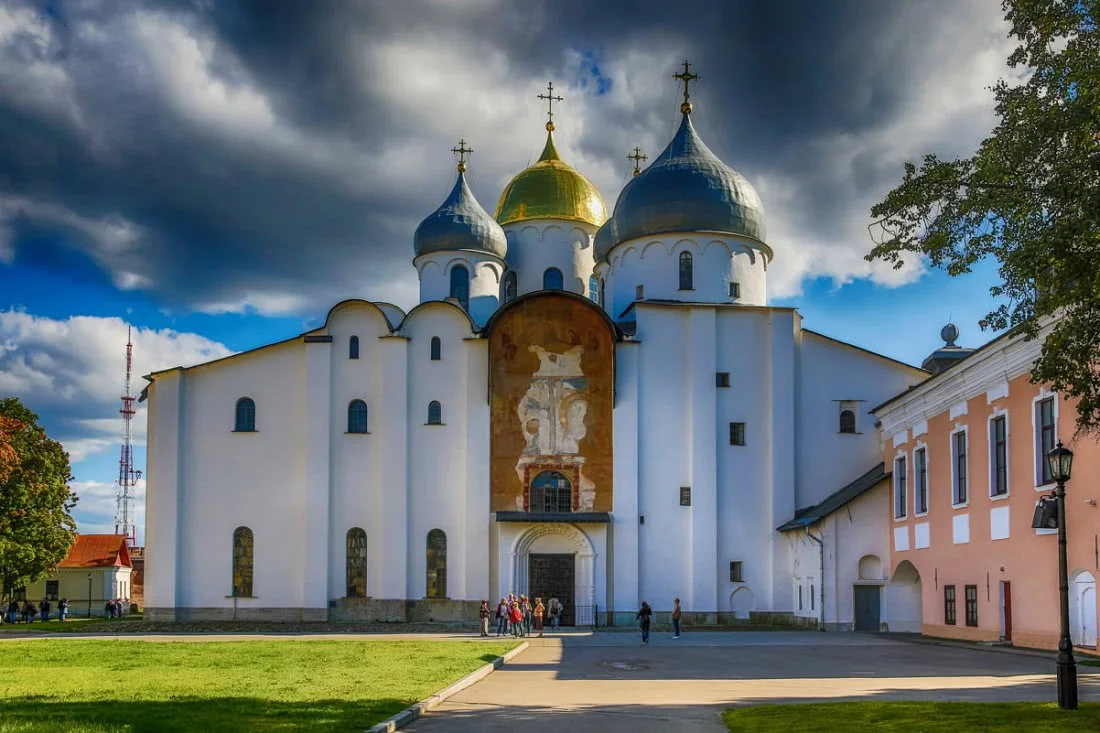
<box><xmin>0</xmin><ymin>0</ymin><xmax>1014</xmax><ymax>540</ymax></box>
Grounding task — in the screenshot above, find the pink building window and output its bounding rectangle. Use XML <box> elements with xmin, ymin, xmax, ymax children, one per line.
<box><xmin>915</xmin><ymin>448</ymin><xmax>928</xmax><ymax>514</ymax></box>
<box><xmin>894</xmin><ymin>456</ymin><xmax>907</xmax><ymax>519</ymax></box>
<box><xmin>1037</xmin><ymin>397</ymin><xmax>1056</xmax><ymax>485</ymax></box>
<box><xmin>990</xmin><ymin>416</ymin><xmax>1008</xmax><ymax>496</ymax></box>
<box><xmin>952</xmin><ymin>431</ymin><xmax>968</xmax><ymax>505</ymax></box>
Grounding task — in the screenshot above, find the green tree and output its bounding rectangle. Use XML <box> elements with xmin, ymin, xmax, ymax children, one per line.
<box><xmin>0</xmin><ymin>397</ymin><xmax>78</xmax><ymax>600</ymax></box>
<box><xmin>867</xmin><ymin>0</ymin><xmax>1100</xmax><ymax>432</ymax></box>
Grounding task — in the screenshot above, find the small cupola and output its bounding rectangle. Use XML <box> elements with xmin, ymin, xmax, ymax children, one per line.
<box><xmin>921</xmin><ymin>324</ymin><xmax>977</xmax><ymax>375</ymax></box>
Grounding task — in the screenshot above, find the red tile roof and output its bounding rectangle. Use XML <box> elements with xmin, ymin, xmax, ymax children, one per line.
<box><xmin>58</xmin><ymin>535</ymin><xmax>132</xmax><ymax>569</ymax></box>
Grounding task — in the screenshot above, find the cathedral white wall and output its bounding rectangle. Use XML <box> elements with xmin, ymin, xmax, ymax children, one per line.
<box><xmin>404</xmin><ymin>306</ymin><xmax>477</xmax><ymax>600</ymax></box>
<box><xmin>175</xmin><ymin>342</ymin><xmax>307</xmax><ymax>610</ymax></box>
<box><xmin>795</xmin><ymin>333</ymin><xmax>926</xmax><ymax>511</ymax></box>
<box><xmin>603</xmin><ymin>235</ymin><xmax>767</xmax><ymax>318</ymax></box>
<box><xmin>414</xmin><ymin>253</ymin><xmax>504</xmax><ymax>326</ymax></box>
<box><xmin>327</xmin><ymin>304</ymin><xmax>390</xmax><ymax>601</ymax></box>
<box><xmin>611</xmin><ymin>341</ymin><xmax>641</xmax><ymax>616</ymax></box>
<box><xmin>502</xmin><ymin>221</ymin><xmax>597</xmax><ymax>298</ymax></box>
<box><xmin>144</xmin><ymin>370</ymin><xmax>182</xmax><ymax>613</ymax></box>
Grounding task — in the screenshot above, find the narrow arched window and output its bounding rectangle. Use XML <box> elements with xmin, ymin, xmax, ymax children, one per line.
<box><xmin>503</xmin><ymin>271</ymin><xmax>517</xmax><ymax>303</ymax></box>
<box><xmin>530</xmin><ymin>470</ymin><xmax>573</xmax><ymax>513</ymax></box>
<box><xmin>450</xmin><ymin>265</ymin><xmax>469</xmax><ymax>310</ymax></box>
<box><xmin>427</xmin><ymin>400</ymin><xmax>442</xmax><ymax>425</ymax></box>
<box><xmin>543</xmin><ymin>267</ymin><xmax>563</xmax><ymax>290</ymax></box>
<box><xmin>430</xmin><ymin>336</ymin><xmax>441</xmax><ymax>361</ymax></box>
<box><xmin>349</xmin><ymin>335</ymin><xmax>359</xmax><ymax>360</ymax></box>
<box><xmin>346</xmin><ymin>528</ymin><xmax>367</xmax><ymax>598</ymax></box>
<box><xmin>426</xmin><ymin>529</ymin><xmax>447</xmax><ymax>599</ymax></box>
<box><xmin>839</xmin><ymin>409</ymin><xmax>856</xmax><ymax>434</ymax></box>
<box><xmin>348</xmin><ymin>399</ymin><xmax>368</xmax><ymax>433</ymax></box>
<box><xmin>589</xmin><ymin>275</ymin><xmax>600</xmax><ymax>305</ymax></box>
<box><xmin>679</xmin><ymin>251</ymin><xmax>693</xmax><ymax>290</ymax></box>
<box><xmin>232</xmin><ymin>526</ymin><xmax>253</xmax><ymax>597</ymax></box>
<box><xmin>234</xmin><ymin>397</ymin><xmax>256</xmax><ymax>432</ymax></box>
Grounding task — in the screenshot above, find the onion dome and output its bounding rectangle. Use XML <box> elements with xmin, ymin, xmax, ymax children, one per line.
<box><xmin>603</xmin><ymin>113</ymin><xmax>766</xmax><ymax>258</ymax></box>
<box><xmin>414</xmin><ymin>170</ymin><xmax>507</xmax><ymax>259</ymax></box>
<box><xmin>593</xmin><ymin>221</ymin><xmax>614</xmax><ymax>263</ymax></box>
<box><xmin>495</xmin><ymin>131</ymin><xmax>608</xmax><ymax>228</ymax></box>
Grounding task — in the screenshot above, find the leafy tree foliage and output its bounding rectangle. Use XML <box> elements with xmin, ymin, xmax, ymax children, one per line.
<box><xmin>0</xmin><ymin>398</ymin><xmax>78</xmax><ymax>599</ymax></box>
<box><xmin>868</xmin><ymin>0</ymin><xmax>1100</xmax><ymax>433</ymax></box>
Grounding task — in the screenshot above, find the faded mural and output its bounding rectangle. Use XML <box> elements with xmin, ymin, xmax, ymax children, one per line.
<box><xmin>489</xmin><ymin>294</ymin><xmax>614</xmax><ymax>514</ymax></box>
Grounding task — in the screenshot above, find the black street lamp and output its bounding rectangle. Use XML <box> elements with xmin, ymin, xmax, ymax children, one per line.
<box><xmin>1048</xmin><ymin>441</ymin><xmax>1077</xmax><ymax>710</ymax></box>
<box><xmin>87</xmin><ymin>572</ymin><xmax>92</xmax><ymax>619</ymax></box>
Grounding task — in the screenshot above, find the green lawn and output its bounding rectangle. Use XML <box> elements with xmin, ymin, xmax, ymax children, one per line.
<box><xmin>0</xmin><ymin>616</ymin><xmax>142</xmax><ymax>633</ymax></box>
<box><xmin>724</xmin><ymin>702</ymin><xmax>1100</xmax><ymax>731</ymax></box>
<box><xmin>0</xmin><ymin>639</ymin><xmax>517</xmax><ymax>732</ymax></box>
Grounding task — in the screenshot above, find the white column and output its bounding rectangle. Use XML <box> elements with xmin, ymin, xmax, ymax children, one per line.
<box><xmin>612</xmin><ymin>341</ymin><xmax>640</xmax><ymax>619</ymax></box>
<box><xmin>464</xmin><ymin>339</ymin><xmax>491</xmax><ymax>600</ymax></box>
<box><xmin>144</xmin><ymin>370</ymin><xmax>183</xmax><ymax>620</ymax></box>
<box><xmin>768</xmin><ymin>311</ymin><xmax>799</xmax><ymax>611</ymax></box>
<box><xmin>689</xmin><ymin>308</ymin><xmax>718</xmax><ymax>612</ymax></box>
<box><xmin>302</xmin><ymin>336</ymin><xmax>333</xmax><ymax>615</ymax></box>
<box><xmin>378</xmin><ymin>336</ymin><xmax>410</xmax><ymax>600</ymax></box>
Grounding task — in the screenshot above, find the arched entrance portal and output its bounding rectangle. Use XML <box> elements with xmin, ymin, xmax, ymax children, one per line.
<box><xmin>1071</xmin><ymin>570</ymin><xmax>1097</xmax><ymax>648</ymax></box>
<box><xmin>512</xmin><ymin>524</ymin><xmax>596</xmax><ymax>627</ymax></box>
<box><xmin>885</xmin><ymin>560</ymin><xmax>923</xmax><ymax>633</ymax></box>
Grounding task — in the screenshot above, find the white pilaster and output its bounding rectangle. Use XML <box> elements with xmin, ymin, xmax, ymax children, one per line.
<box><xmin>464</xmin><ymin>338</ymin><xmax>490</xmax><ymax>600</ymax></box>
<box><xmin>144</xmin><ymin>370</ymin><xmax>183</xmax><ymax>617</ymax></box>
<box><xmin>689</xmin><ymin>308</ymin><xmax>718</xmax><ymax>611</ymax></box>
<box><xmin>303</xmin><ymin>336</ymin><xmax>333</xmax><ymax>610</ymax></box>
<box><xmin>612</xmin><ymin>340</ymin><xmax>640</xmax><ymax>617</ymax></box>
<box><xmin>378</xmin><ymin>336</ymin><xmax>409</xmax><ymax>599</ymax></box>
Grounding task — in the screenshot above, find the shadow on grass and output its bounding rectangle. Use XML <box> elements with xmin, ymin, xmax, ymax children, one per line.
<box><xmin>0</xmin><ymin>696</ymin><xmax>412</xmax><ymax>733</ymax></box>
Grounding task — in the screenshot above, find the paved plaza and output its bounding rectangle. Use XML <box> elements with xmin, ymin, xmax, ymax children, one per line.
<box><xmin>407</xmin><ymin>631</ymin><xmax>1100</xmax><ymax>732</ymax></box>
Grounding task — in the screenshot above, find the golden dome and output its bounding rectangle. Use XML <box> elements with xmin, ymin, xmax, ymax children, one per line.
<box><xmin>495</xmin><ymin>132</ymin><xmax>607</xmax><ymax>228</ymax></box>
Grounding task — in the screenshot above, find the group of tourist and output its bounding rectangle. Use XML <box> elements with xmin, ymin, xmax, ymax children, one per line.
<box><xmin>479</xmin><ymin>594</ymin><xmax>563</xmax><ymax>638</ymax></box>
<box><xmin>2</xmin><ymin>598</ymin><xmax>67</xmax><ymax>623</ymax></box>
<box><xmin>636</xmin><ymin>597</ymin><xmax>682</xmax><ymax>645</ymax></box>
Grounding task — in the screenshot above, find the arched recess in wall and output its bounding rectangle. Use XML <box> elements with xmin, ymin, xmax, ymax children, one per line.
<box><xmin>730</xmin><ymin>586</ymin><xmax>754</xmax><ymax>620</ymax></box>
<box><xmin>1070</xmin><ymin>569</ymin><xmax>1097</xmax><ymax>647</ymax></box>
<box><xmin>858</xmin><ymin>554</ymin><xmax>883</xmax><ymax>581</ymax></box>
<box><xmin>885</xmin><ymin>560</ymin><xmax>922</xmax><ymax>633</ymax></box>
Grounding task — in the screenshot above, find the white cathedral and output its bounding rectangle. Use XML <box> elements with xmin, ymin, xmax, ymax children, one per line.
<box><xmin>143</xmin><ymin>71</ymin><xmax>929</xmax><ymax>628</ymax></box>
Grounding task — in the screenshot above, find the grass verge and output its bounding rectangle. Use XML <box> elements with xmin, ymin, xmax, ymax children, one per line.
<box><xmin>0</xmin><ymin>638</ymin><xmax>517</xmax><ymax>732</ymax></box>
<box><xmin>724</xmin><ymin>702</ymin><xmax>1100</xmax><ymax>731</ymax></box>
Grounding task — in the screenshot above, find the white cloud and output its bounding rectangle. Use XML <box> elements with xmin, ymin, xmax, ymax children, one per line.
<box><xmin>70</xmin><ymin>478</ymin><xmax>146</xmax><ymax>543</ymax></box>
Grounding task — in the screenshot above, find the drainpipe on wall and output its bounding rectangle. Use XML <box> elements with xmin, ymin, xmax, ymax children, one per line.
<box><xmin>807</xmin><ymin>529</ymin><xmax>826</xmax><ymax>631</ymax></box>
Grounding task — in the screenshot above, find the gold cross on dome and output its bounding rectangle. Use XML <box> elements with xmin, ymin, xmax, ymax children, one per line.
<box><xmin>451</xmin><ymin>139</ymin><xmax>473</xmax><ymax>172</ymax></box>
<box><xmin>537</xmin><ymin>81</ymin><xmax>564</xmax><ymax>131</ymax></box>
<box><xmin>627</xmin><ymin>146</ymin><xmax>648</xmax><ymax>177</ymax></box>
<box><xmin>673</xmin><ymin>60</ymin><xmax>700</xmax><ymax>114</ymax></box>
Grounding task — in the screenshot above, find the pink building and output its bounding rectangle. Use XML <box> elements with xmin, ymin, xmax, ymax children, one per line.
<box><xmin>873</xmin><ymin>323</ymin><xmax>1099</xmax><ymax>651</ymax></box>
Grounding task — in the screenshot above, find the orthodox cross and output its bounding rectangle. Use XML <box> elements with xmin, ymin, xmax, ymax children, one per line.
<box><xmin>628</xmin><ymin>146</ymin><xmax>648</xmax><ymax>177</ymax></box>
<box><xmin>673</xmin><ymin>60</ymin><xmax>700</xmax><ymax>114</ymax></box>
<box><xmin>451</xmin><ymin>139</ymin><xmax>473</xmax><ymax>172</ymax></box>
<box><xmin>537</xmin><ymin>81</ymin><xmax>564</xmax><ymax>131</ymax></box>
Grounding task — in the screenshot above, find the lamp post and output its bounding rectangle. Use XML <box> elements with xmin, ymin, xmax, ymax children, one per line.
<box><xmin>1048</xmin><ymin>441</ymin><xmax>1077</xmax><ymax>710</ymax></box>
<box><xmin>87</xmin><ymin>572</ymin><xmax>92</xmax><ymax>619</ymax></box>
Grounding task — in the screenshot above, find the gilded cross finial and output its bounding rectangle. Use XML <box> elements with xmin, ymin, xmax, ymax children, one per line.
<box><xmin>627</xmin><ymin>146</ymin><xmax>648</xmax><ymax>177</ymax></box>
<box><xmin>537</xmin><ymin>81</ymin><xmax>564</xmax><ymax>132</ymax></box>
<box><xmin>673</xmin><ymin>60</ymin><xmax>700</xmax><ymax>114</ymax></box>
<box><xmin>451</xmin><ymin>139</ymin><xmax>473</xmax><ymax>172</ymax></box>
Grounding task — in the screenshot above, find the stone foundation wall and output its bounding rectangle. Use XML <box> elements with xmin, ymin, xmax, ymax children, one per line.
<box><xmin>602</xmin><ymin>609</ymin><xmax>809</xmax><ymax>628</ymax></box>
<box><xmin>148</xmin><ymin>607</ymin><xmax>327</xmax><ymax>623</ymax></box>
<box><xmin>328</xmin><ymin>598</ymin><xmax>481</xmax><ymax>623</ymax></box>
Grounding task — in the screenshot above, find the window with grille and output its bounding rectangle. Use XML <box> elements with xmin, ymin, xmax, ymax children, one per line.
<box><xmin>349</xmin><ymin>335</ymin><xmax>359</xmax><ymax>360</ymax></box>
<box><xmin>894</xmin><ymin>456</ymin><xmax>907</xmax><ymax>519</ymax></box>
<box><xmin>346</xmin><ymin>528</ymin><xmax>367</xmax><ymax>598</ymax></box>
<box><xmin>915</xmin><ymin>448</ymin><xmax>928</xmax><ymax>514</ymax></box>
<box><xmin>810</xmin><ymin>584</ymin><xmax>815</xmax><ymax>611</ymax></box>
<box><xmin>530</xmin><ymin>471</ymin><xmax>573</xmax><ymax>513</ymax></box>
<box><xmin>347</xmin><ymin>400</ymin><xmax>368</xmax><ymax>433</ymax></box>
<box><xmin>450</xmin><ymin>265</ymin><xmax>469</xmax><ymax>310</ymax></box>
<box><xmin>729</xmin><ymin>561</ymin><xmax>743</xmax><ymax>582</ymax></box>
<box><xmin>729</xmin><ymin>282</ymin><xmax>740</xmax><ymax>299</ymax></box>
<box><xmin>426</xmin><ymin>529</ymin><xmax>447</xmax><ymax>599</ymax></box>
<box><xmin>953</xmin><ymin>430</ymin><xmax>968</xmax><ymax>505</ymax></box>
<box><xmin>680</xmin><ymin>486</ymin><xmax>691</xmax><ymax>506</ymax></box>
<box><xmin>965</xmin><ymin>584</ymin><xmax>978</xmax><ymax>626</ymax></box>
<box><xmin>232</xmin><ymin>526</ymin><xmax>254</xmax><ymax>597</ymax></box>
<box><xmin>589</xmin><ymin>275</ymin><xmax>600</xmax><ymax>305</ymax></box>
<box><xmin>798</xmin><ymin>584</ymin><xmax>803</xmax><ymax>610</ymax></box>
<box><xmin>990</xmin><ymin>416</ymin><xmax>1007</xmax><ymax>496</ymax></box>
<box><xmin>716</xmin><ymin>372</ymin><xmax>730</xmax><ymax>388</ymax></box>
<box><xmin>502</xmin><ymin>271</ymin><xmax>517</xmax><ymax>303</ymax></box>
<box><xmin>944</xmin><ymin>585</ymin><xmax>956</xmax><ymax>625</ymax></box>
<box><xmin>45</xmin><ymin>580</ymin><xmax>59</xmax><ymax>601</ymax></box>
<box><xmin>679</xmin><ymin>251</ymin><xmax>694</xmax><ymax>290</ymax></box>
<box><xmin>427</xmin><ymin>401</ymin><xmax>442</xmax><ymax>425</ymax></box>
<box><xmin>730</xmin><ymin>422</ymin><xmax>746</xmax><ymax>446</ymax></box>
<box><xmin>635</xmin><ymin>284</ymin><xmax>644</xmax><ymax>300</ymax></box>
<box><xmin>1037</xmin><ymin>397</ymin><xmax>1055</xmax><ymax>484</ymax></box>
<box><xmin>234</xmin><ymin>397</ymin><xmax>256</xmax><ymax>432</ymax></box>
<box><xmin>839</xmin><ymin>409</ymin><xmax>856</xmax><ymax>434</ymax></box>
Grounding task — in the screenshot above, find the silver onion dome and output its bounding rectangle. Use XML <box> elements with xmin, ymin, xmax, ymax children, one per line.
<box><xmin>414</xmin><ymin>171</ymin><xmax>507</xmax><ymax>259</ymax></box>
<box><xmin>600</xmin><ymin>114</ymin><xmax>766</xmax><ymax>261</ymax></box>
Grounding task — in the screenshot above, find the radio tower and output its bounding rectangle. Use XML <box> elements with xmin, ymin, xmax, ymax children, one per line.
<box><xmin>115</xmin><ymin>327</ymin><xmax>141</xmax><ymax>547</ymax></box>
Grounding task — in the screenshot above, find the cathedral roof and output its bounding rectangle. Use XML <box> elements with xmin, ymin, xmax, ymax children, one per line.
<box><xmin>414</xmin><ymin>171</ymin><xmax>507</xmax><ymax>259</ymax></box>
<box><xmin>495</xmin><ymin>131</ymin><xmax>608</xmax><ymax>228</ymax></box>
<box><xmin>597</xmin><ymin>113</ymin><xmax>766</xmax><ymax>262</ymax></box>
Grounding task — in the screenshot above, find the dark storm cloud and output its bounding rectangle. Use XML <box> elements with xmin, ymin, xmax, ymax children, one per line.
<box><xmin>0</xmin><ymin>0</ymin><xmax>1010</xmax><ymax>311</ymax></box>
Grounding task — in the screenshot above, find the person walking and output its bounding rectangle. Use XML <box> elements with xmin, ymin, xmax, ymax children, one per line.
<box><xmin>495</xmin><ymin>598</ymin><xmax>508</xmax><ymax>636</ymax></box>
<box><xmin>533</xmin><ymin>598</ymin><xmax>545</xmax><ymax>638</ymax></box>
<box><xmin>58</xmin><ymin>598</ymin><xmax>68</xmax><ymax>622</ymax></box>
<box><xmin>479</xmin><ymin>600</ymin><xmax>491</xmax><ymax>637</ymax></box>
<box><xmin>637</xmin><ymin>601</ymin><xmax>652</xmax><ymax>645</ymax></box>
<box><xmin>6</xmin><ymin>600</ymin><xmax>18</xmax><ymax>624</ymax></box>
<box><xmin>671</xmin><ymin>597</ymin><xmax>682</xmax><ymax>639</ymax></box>
<box><xmin>23</xmin><ymin>600</ymin><xmax>36</xmax><ymax>624</ymax></box>
<box><xmin>548</xmin><ymin>598</ymin><xmax>561</xmax><ymax>631</ymax></box>
<box><xmin>39</xmin><ymin>599</ymin><xmax>50</xmax><ymax>623</ymax></box>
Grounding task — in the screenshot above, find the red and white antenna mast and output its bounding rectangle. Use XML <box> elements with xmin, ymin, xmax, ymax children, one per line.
<box><xmin>115</xmin><ymin>326</ymin><xmax>141</xmax><ymax>547</ymax></box>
